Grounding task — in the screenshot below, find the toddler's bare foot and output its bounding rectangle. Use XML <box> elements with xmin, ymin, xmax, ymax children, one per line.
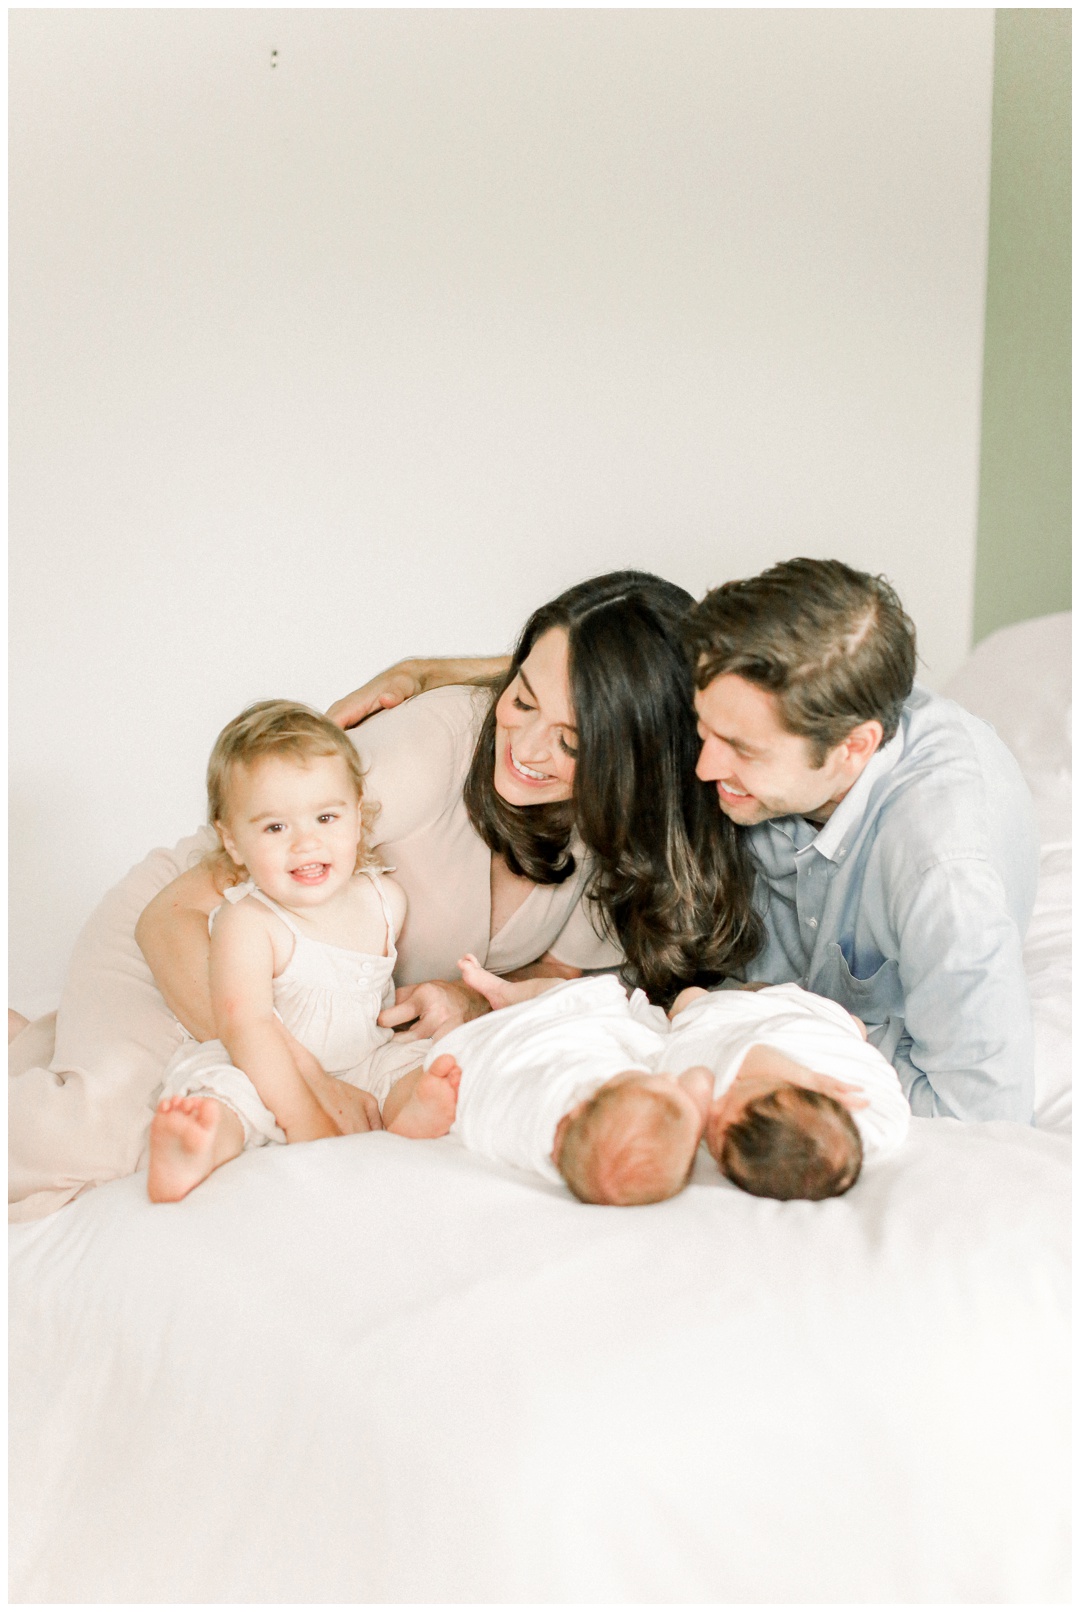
<box><xmin>147</xmin><ymin>1095</ymin><xmax>245</xmax><ymax>1202</ymax></box>
<box><xmin>387</xmin><ymin>1054</ymin><xmax>462</xmax><ymax>1138</ymax></box>
<box><xmin>8</xmin><ymin>1008</ymin><xmax>30</xmax><ymax>1043</ymax></box>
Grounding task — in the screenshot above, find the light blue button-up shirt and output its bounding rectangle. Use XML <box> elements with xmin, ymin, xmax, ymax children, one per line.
<box><xmin>738</xmin><ymin>685</ymin><xmax>1039</xmax><ymax>1122</ymax></box>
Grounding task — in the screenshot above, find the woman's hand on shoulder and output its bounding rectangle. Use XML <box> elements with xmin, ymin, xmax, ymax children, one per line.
<box><xmin>327</xmin><ymin>662</ymin><xmax>428</xmax><ymax>730</ymax></box>
<box><xmin>378</xmin><ymin>978</ymin><xmax>491</xmax><ymax>1043</ymax></box>
<box><xmin>327</xmin><ymin>655</ymin><xmax>511</xmax><ymax>730</ymax></box>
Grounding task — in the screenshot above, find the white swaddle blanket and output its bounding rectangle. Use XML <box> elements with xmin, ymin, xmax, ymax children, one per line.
<box><xmin>429</xmin><ymin>975</ymin><xmax>668</xmax><ymax>1184</ymax></box>
<box><xmin>429</xmin><ymin>977</ymin><xmax>910</xmax><ymax>1186</ymax></box>
<box><xmin>663</xmin><ymin>984</ymin><xmax>911</xmax><ymax>1156</ymax></box>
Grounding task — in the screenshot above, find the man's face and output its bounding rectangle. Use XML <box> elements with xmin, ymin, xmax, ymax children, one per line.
<box><xmin>694</xmin><ymin>673</ymin><xmax>861</xmax><ymax>826</ymax></box>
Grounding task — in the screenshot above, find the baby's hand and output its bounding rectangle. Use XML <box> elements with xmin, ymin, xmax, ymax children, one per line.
<box><xmin>796</xmin><ymin>1069</ymin><xmax>869</xmax><ymax>1112</ymax></box>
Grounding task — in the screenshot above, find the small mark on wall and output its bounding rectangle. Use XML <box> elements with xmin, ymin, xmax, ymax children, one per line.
<box><xmin>270</xmin><ymin>49</ymin><xmax>278</xmax><ymax>70</ymax></box>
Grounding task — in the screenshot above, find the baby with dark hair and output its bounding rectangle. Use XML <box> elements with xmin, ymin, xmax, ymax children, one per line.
<box><xmin>663</xmin><ymin>984</ymin><xmax>910</xmax><ymax>1198</ymax></box>
<box><xmin>384</xmin><ymin>965</ymin><xmax>908</xmax><ymax>1204</ymax></box>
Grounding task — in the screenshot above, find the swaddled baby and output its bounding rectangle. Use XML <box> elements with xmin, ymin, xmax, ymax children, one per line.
<box><xmin>382</xmin><ymin>962</ymin><xmax>909</xmax><ymax>1204</ymax></box>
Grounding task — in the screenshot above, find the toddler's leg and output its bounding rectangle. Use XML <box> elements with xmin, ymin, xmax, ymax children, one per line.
<box><xmin>459</xmin><ymin>954</ymin><xmax>559</xmax><ymax>1011</ymax></box>
<box><xmin>147</xmin><ymin>1095</ymin><xmax>245</xmax><ymax>1202</ymax></box>
<box><xmin>384</xmin><ymin>1055</ymin><xmax>462</xmax><ymax>1138</ymax></box>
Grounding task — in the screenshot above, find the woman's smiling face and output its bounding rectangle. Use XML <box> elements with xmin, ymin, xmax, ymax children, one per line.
<box><xmin>492</xmin><ymin>627</ymin><xmax>577</xmax><ymax>806</ymax></box>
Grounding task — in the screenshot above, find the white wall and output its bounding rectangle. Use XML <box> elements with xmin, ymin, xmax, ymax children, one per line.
<box><xmin>10</xmin><ymin>8</ymin><xmax>995</xmax><ymax>1015</ymax></box>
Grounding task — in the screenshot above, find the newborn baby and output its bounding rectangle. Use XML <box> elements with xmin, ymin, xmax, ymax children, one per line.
<box><xmin>663</xmin><ymin>983</ymin><xmax>910</xmax><ymax>1198</ymax></box>
<box><xmin>383</xmin><ymin>971</ymin><xmax>708</xmax><ymax>1205</ymax></box>
<box><xmin>385</xmin><ymin>962</ymin><xmax>909</xmax><ymax>1203</ymax></box>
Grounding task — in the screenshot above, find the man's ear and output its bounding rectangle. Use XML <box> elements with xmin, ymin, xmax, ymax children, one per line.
<box><xmin>216</xmin><ymin>820</ymin><xmax>245</xmax><ymax>868</ymax></box>
<box><xmin>839</xmin><ymin>719</ymin><xmax>883</xmax><ymax>768</ymax></box>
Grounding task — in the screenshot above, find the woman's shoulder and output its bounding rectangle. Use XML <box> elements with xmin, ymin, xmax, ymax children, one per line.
<box><xmin>353</xmin><ymin>685</ymin><xmax>489</xmax><ymax>760</ymax></box>
<box><xmin>350</xmin><ymin>687</ymin><xmax>491</xmax><ymax>844</ymax></box>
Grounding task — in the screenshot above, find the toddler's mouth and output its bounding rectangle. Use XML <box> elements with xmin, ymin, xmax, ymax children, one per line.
<box><xmin>290</xmin><ymin>863</ymin><xmax>330</xmax><ymax>883</ymax></box>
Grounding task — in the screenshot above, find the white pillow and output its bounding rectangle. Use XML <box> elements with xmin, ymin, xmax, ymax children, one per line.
<box><xmin>943</xmin><ymin>613</ymin><xmax>1072</xmax><ymax>1135</ymax></box>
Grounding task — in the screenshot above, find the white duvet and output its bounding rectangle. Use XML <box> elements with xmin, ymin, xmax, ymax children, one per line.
<box><xmin>9</xmin><ymin>613</ymin><xmax>1072</xmax><ymax>1604</ymax></box>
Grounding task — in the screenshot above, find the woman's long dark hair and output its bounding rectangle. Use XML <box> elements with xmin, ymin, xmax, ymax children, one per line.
<box><xmin>463</xmin><ymin>571</ymin><xmax>763</xmax><ymax>1004</ymax></box>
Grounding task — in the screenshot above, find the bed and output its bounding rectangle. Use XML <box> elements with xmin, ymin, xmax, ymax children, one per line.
<box><xmin>9</xmin><ymin>613</ymin><xmax>1071</xmax><ymax>1603</ymax></box>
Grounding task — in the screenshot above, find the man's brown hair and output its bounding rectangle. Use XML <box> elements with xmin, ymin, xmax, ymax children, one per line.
<box><xmin>713</xmin><ymin>1085</ymin><xmax>863</xmax><ymax>1200</ymax></box>
<box><xmin>557</xmin><ymin>1080</ymin><xmax>697</xmax><ymax>1206</ymax></box>
<box><xmin>686</xmin><ymin>558</ymin><xmax>917</xmax><ymax>765</ymax></box>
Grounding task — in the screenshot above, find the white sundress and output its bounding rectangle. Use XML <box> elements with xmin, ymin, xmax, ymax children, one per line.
<box><xmin>159</xmin><ymin>870</ymin><xmax>429</xmax><ymax>1145</ymax></box>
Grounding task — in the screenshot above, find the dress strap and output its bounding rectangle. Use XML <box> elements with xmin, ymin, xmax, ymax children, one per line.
<box><xmin>361</xmin><ymin>868</ymin><xmax>398</xmax><ymax>953</ymax></box>
<box><xmin>237</xmin><ymin>883</ymin><xmax>306</xmax><ymax>939</ymax></box>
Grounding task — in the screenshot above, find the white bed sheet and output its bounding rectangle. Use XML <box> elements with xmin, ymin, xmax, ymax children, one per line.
<box><xmin>10</xmin><ymin>1117</ymin><xmax>1070</xmax><ymax>1603</ymax></box>
<box><xmin>10</xmin><ymin>612</ymin><xmax>1072</xmax><ymax>1603</ymax></box>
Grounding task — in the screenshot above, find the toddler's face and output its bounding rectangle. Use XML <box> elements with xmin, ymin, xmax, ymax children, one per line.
<box><xmin>218</xmin><ymin>753</ymin><xmax>362</xmax><ymax>909</ymax></box>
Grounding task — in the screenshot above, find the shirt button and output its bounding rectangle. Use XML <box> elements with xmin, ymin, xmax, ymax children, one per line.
<box><xmin>808</xmin><ymin>918</ymin><xmax>818</xmax><ymax>929</ymax></box>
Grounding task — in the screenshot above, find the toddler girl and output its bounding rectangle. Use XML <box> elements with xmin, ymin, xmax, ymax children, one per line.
<box><xmin>148</xmin><ymin>700</ymin><xmax>418</xmax><ymax>1202</ymax></box>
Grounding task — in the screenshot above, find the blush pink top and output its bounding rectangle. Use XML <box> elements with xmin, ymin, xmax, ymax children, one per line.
<box><xmin>351</xmin><ymin>686</ymin><xmax>624</xmax><ymax>985</ymax></box>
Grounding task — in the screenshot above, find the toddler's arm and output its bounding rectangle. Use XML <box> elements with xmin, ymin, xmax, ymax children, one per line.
<box><xmin>210</xmin><ymin>902</ymin><xmax>338</xmax><ymax>1143</ymax></box>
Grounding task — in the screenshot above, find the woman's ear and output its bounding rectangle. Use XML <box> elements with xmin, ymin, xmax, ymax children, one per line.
<box><xmin>216</xmin><ymin>820</ymin><xmax>244</xmax><ymax>869</ymax></box>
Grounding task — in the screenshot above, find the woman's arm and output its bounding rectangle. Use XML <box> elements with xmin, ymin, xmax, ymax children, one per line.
<box><xmin>210</xmin><ymin>903</ymin><xmax>337</xmax><ymax>1143</ymax></box>
<box><xmin>327</xmin><ymin>656</ymin><xmax>510</xmax><ymax>730</ymax></box>
<box><xmin>135</xmin><ymin>861</ymin><xmax>224</xmax><ymax>1041</ymax></box>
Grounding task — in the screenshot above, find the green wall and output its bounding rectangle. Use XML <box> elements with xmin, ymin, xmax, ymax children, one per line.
<box><xmin>974</xmin><ymin>8</ymin><xmax>1071</xmax><ymax>641</ymax></box>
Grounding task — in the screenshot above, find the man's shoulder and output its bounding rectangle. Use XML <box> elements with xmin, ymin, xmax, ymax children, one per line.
<box><xmin>869</xmin><ymin>685</ymin><xmax>1035</xmax><ymax>868</ymax></box>
<box><xmin>882</xmin><ymin>686</ymin><xmax>1026</xmax><ymax>806</ymax></box>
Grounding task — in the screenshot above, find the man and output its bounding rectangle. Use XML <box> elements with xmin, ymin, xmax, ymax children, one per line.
<box><xmin>326</xmin><ymin>556</ymin><xmax>1039</xmax><ymax>1122</ymax></box>
<box><xmin>685</xmin><ymin>558</ymin><xmax>1038</xmax><ymax>1123</ymax></box>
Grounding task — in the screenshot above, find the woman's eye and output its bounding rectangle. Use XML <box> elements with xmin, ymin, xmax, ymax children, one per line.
<box><xmin>512</xmin><ymin>695</ymin><xmax>535</xmax><ymax>713</ymax></box>
<box><xmin>559</xmin><ymin>735</ymin><xmax>578</xmax><ymax>760</ymax></box>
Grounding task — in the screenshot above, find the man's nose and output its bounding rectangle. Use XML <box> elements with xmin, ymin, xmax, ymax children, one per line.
<box><xmin>696</xmin><ymin>735</ymin><xmax>729</xmax><ymax>780</ymax></box>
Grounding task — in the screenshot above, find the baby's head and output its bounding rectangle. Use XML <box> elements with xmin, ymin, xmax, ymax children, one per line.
<box><xmin>707</xmin><ymin>1081</ymin><xmax>863</xmax><ymax>1200</ymax></box>
<box><xmin>554</xmin><ymin>1070</ymin><xmax>709</xmax><ymax>1206</ymax></box>
<box><xmin>205</xmin><ymin>700</ymin><xmax>377</xmax><ymax>893</ymax></box>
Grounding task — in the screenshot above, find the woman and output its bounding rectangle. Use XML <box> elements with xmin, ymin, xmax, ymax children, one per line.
<box><xmin>142</xmin><ymin>570</ymin><xmax>761</xmax><ymax>1026</ymax></box>
<box><xmin>10</xmin><ymin>572</ymin><xmax>760</xmax><ymax>1219</ymax></box>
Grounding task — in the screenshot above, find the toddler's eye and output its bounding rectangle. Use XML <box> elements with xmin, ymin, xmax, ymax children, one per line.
<box><xmin>264</xmin><ymin>823</ymin><xmax>285</xmax><ymax>834</ymax></box>
<box><xmin>318</xmin><ymin>813</ymin><xmax>338</xmax><ymax>824</ymax></box>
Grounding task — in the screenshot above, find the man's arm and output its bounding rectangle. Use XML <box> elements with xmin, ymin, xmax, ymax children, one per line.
<box><xmin>327</xmin><ymin>657</ymin><xmax>511</xmax><ymax>730</ymax></box>
<box><xmin>888</xmin><ymin>857</ymin><xmax>1034</xmax><ymax>1123</ymax></box>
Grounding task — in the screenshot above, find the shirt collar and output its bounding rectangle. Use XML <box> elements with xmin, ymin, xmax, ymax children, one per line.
<box><xmin>805</xmin><ymin>726</ymin><xmax>905</xmax><ymax>862</ymax></box>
